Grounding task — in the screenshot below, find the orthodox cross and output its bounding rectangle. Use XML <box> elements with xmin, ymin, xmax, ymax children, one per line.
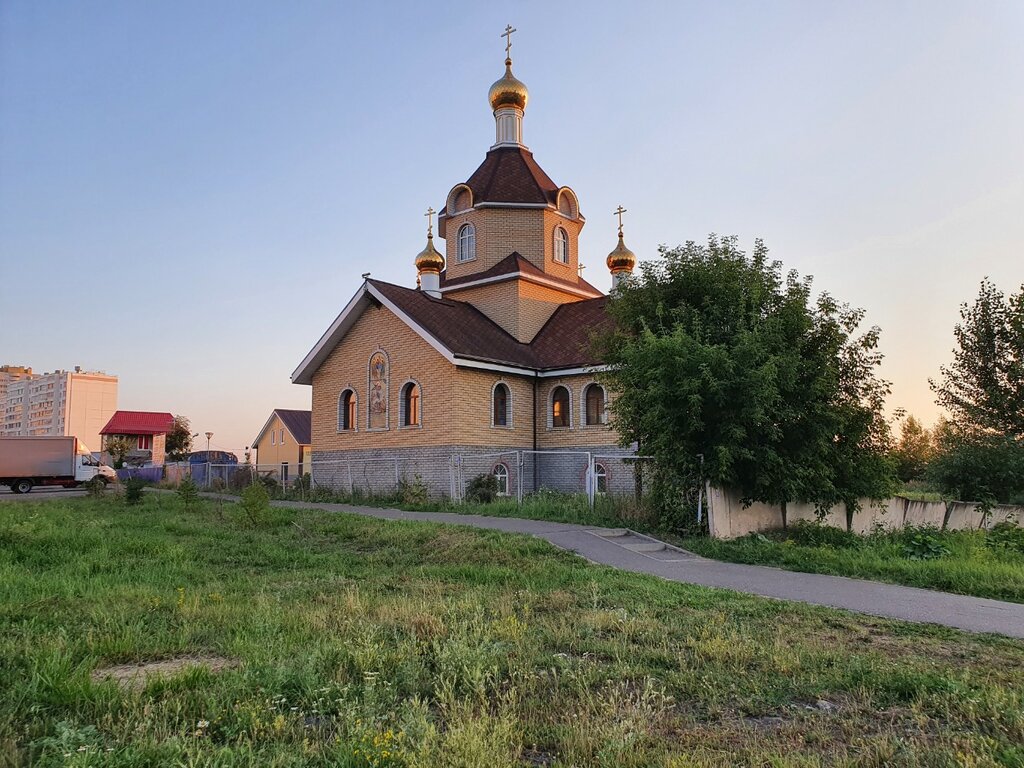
<box><xmin>424</xmin><ymin>206</ymin><xmax>435</xmax><ymax>236</ymax></box>
<box><xmin>613</xmin><ymin>205</ymin><xmax>627</xmax><ymax>236</ymax></box>
<box><xmin>502</xmin><ymin>24</ymin><xmax>517</xmax><ymax>58</ymax></box>
<box><xmin>577</xmin><ymin>263</ymin><xmax>587</xmax><ymax>278</ymax></box>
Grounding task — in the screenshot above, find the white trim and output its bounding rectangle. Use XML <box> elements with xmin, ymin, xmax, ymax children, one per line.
<box><xmin>490</xmin><ymin>380</ymin><xmax>513</xmax><ymax>429</ymax></box>
<box><xmin>291</xmin><ymin>283</ymin><xmax>372</xmax><ymax>385</ymax></box>
<box><xmin>493</xmin><ymin>461</ymin><xmax>510</xmax><ymax>496</ymax></box>
<box><xmin>538</xmin><ymin>365</ymin><xmax>609</xmax><ymax>378</ymax></box>
<box><xmin>473</xmin><ymin>201</ymin><xmax>551</xmax><ymax>210</ymax></box>
<box><xmin>456</xmin><ymin>223</ymin><xmax>476</xmax><ymax>263</ymax></box>
<box><xmin>553</xmin><ymin>226</ymin><xmax>569</xmax><ymax>265</ymax></box>
<box><xmin>440</xmin><ymin>270</ymin><xmax>602</xmax><ymax>299</ymax></box>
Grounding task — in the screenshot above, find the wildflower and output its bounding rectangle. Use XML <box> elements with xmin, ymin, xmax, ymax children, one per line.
<box><xmin>197</xmin><ymin>719</ymin><xmax>210</xmax><ymax>729</ymax></box>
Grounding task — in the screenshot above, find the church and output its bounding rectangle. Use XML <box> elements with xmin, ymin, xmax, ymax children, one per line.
<box><xmin>291</xmin><ymin>31</ymin><xmax>640</xmax><ymax>498</ymax></box>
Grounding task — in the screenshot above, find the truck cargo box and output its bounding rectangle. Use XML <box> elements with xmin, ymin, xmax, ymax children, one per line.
<box><xmin>0</xmin><ymin>436</ymin><xmax>77</xmax><ymax>477</ymax></box>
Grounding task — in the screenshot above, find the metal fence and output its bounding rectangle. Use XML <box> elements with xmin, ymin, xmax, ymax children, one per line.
<box><xmin>160</xmin><ymin>451</ymin><xmax>654</xmax><ymax>511</ymax></box>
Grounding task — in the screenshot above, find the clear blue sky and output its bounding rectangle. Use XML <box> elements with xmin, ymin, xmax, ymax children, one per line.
<box><xmin>2</xmin><ymin>1</ymin><xmax>1022</xmax><ymax>455</ymax></box>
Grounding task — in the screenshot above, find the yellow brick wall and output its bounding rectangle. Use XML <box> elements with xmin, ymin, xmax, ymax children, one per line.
<box><xmin>536</xmin><ymin>374</ymin><xmax>618</xmax><ymax>449</ymax></box>
<box><xmin>444</xmin><ymin>282</ymin><xmax>521</xmax><ymax>338</ymax></box>
<box><xmin>254</xmin><ymin>413</ymin><xmax>308</xmax><ymax>469</ymax></box>
<box><xmin>312</xmin><ymin>304</ymin><xmax>456</xmax><ymax>451</ymax></box>
<box><xmin>441</xmin><ymin>207</ymin><xmax>584</xmax><ymax>283</ymax></box>
<box><xmin>452</xmin><ymin>369</ymin><xmax>536</xmax><ymax>447</ymax></box>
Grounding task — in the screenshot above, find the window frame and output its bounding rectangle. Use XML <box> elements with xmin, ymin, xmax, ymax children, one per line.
<box><xmin>594</xmin><ymin>462</ymin><xmax>608</xmax><ymax>495</ymax></box>
<box><xmin>491</xmin><ymin>381</ymin><xmax>512</xmax><ymax>428</ymax></box>
<box><xmin>494</xmin><ymin>462</ymin><xmax>510</xmax><ymax>496</ymax></box>
<box><xmin>583</xmin><ymin>382</ymin><xmax>608</xmax><ymax>426</ymax></box>
<box><xmin>550</xmin><ymin>385</ymin><xmax>571</xmax><ymax>429</ymax></box>
<box><xmin>399</xmin><ymin>380</ymin><xmax>422</xmax><ymax>429</ymax></box>
<box><xmin>338</xmin><ymin>388</ymin><xmax>358</xmax><ymax>432</ymax></box>
<box><xmin>457</xmin><ymin>223</ymin><xmax>476</xmax><ymax>263</ymax></box>
<box><xmin>554</xmin><ymin>226</ymin><xmax>569</xmax><ymax>264</ymax></box>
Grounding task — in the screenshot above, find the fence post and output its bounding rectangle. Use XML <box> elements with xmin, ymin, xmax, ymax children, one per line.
<box><xmin>347</xmin><ymin>461</ymin><xmax>353</xmax><ymax>495</ymax></box>
<box><xmin>517</xmin><ymin>451</ymin><xmax>523</xmax><ymax>505</ymax></box>
<box><xmin>394</xmin><ymin>459</ymin><xmax>400</xmax><ymax>491</ymax></box>
<box><xmin>587</xmin><ymin>452</ymin><xmax>595</xmax><ymax>511</ymax></box>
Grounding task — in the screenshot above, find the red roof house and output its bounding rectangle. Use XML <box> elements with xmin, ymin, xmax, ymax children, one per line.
<box><xmin>100</xmin><ymin>411</ymin><xmax>175</xmax><ymax>465</ymax></box>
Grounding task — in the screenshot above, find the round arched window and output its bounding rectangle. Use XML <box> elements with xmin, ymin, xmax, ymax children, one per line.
<box><xmin>584</xmin><ymin>384</ymin><xmax>606</xmax><ymax>425</ymax></box>
<box><xmin>338</xmin><ymin>389</ymin><xmax>356</xmax><ymax>431</ymax></box>
<box><xmin>554</xmin><ymin>227</ymin><xmax>569</xmax><ymax>264</ymax></box>
<box><xmin>493</xmin><ymin>383</ymin><xmax>510</xmax><ymax>427</ymax></box>
<box><xmin>457</xmin><ymin>223</ymin><xmax>476</xmax><ymax>262</ymax></box>
<box><xmin>551</xmin><ymin>386</ymin><xmax>570</xmax><ymax>428</ymax></box>
<box><xmin>494</xmin><ymin>463</ymin><xmax>509</xmax><ymax>496</ymax></box>
<box><xmin>401</xmin><ymin>382</ymin><xmax>420</xmax><ymax>427</ymax></box>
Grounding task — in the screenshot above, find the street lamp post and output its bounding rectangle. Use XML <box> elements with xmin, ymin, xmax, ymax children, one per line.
<box><xmin>205</xmin><ymin>431</ymin><xmax>213</xmax><ymax>488</ymax></box>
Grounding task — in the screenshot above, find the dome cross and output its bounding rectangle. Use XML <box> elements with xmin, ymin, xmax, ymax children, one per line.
<box><xmin>424</xmin><ymin>206</ymin><xmax>435</xmax><ymax>237</ymax></box>
<box><xmin>502</xmin><ymin>24</ymin><xmax>517</xmax><ymax>59</ymax></box>
<box><xmin>613</xmin><ymin>205</ymin><xmax>627</xmax><ymax>236</ymax></box>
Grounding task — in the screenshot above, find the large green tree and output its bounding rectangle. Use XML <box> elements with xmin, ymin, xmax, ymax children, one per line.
<box><xmin>600</xmin><ymin>236</ymin><xmax>896</xmax><ymax>528</ymax></box>
<box><xmin>928</xmin><ymin>279</ymin><xmax>1024</xmax><ymax>504</ymax></box>
<box><xmin>165</xmin><ymin>415</ymin><xmax>194</xmax><ymax>461</ymax></box>
<box><xmin>930</xmin><ymin>278</ymin><xmax>1024</xmax><ymax>438</ymax></box>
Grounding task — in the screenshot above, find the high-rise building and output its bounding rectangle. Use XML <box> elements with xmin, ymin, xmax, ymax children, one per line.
<box><xmin>0</xmin><ymin>366</ymin><xmax>118</xmax><ymax>454</ymax></box>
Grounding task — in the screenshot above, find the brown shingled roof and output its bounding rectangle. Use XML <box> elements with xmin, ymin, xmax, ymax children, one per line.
<box><xmin>368</xmin><ymin>279</ymin><xmax>610</xmax><ymax>371</ymax></box>
<box><xmin>464</xmin><ymin>146</ymin><xmax>560</xmax><ymax>206</ymax></box>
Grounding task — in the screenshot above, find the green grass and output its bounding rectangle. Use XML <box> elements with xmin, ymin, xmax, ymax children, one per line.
<box><xmin>683</xmin><ymin>524</ymin><xmax>1024</xmax><ymax>603</ymax></box>
<box><xmin>2</xmin><ymin>495</ymin><xmax>1024</xmax><ymax>766</ymax></box>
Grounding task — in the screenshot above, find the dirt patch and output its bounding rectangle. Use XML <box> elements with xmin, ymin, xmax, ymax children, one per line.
<box><xmin>91</xmin><ymin>655</ymin><xmax>239</xmax><ymax>691</ymax></box>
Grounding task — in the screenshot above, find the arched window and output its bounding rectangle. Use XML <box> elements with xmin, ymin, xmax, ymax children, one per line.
<box><xmin>338</xmin><ymin>389</ymin><xmax>356</xmax><ymax>431</ymax></box>
<box><xmin>457</xmin><ymin>223</ymin><xmax>476</xmax><ymax>262</ymax></box>
<box><xmin>554</xmin><ymin>227</ymin><xmax>569</xmax><ymax>264</ymax></box>
<box><xmin>551</xmin><ymin>386</ymin><xmax>570</xmax><ymax>428</ymax></box>
<box><xmin>584</xmin><ymin>383</ymin><xmax>606</xmax><ymax>426</ymax></box>
<box><xmin>401</xmin><ymin>381</ymin><xmax>420</xmax><ymax>427</ymax></box>
<box><xmin>594</xmin><ymin>463</ymin><xmax>608</xmax><ymax>494</ymax></box>
<box><xmin>492</xmin><ymin>382</ymin><xmax>510</xmax><ymax>427</ymax></box>
<box><xmin>494</xmin><ymin>463</ymin><xmax>509</xmax><ymax>496</ymax></box>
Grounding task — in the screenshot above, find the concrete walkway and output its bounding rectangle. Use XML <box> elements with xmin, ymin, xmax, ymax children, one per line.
<box><xmin>222</xmin><ymin>494</ymin><xmax>1024</xmax><ymax>640</ymax></box>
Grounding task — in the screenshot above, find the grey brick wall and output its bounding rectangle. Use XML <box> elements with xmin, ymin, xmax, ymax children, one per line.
<box><xmin>311</xmin><ymin>445</ymin><xmax>643</xmax><ymax>500</ymax></box>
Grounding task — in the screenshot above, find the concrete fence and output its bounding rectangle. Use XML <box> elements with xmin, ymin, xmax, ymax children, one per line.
<box><xmin>706</xmin><ymin>486</ymin><xmax>1024</xmax><ymax>539</ymax></box>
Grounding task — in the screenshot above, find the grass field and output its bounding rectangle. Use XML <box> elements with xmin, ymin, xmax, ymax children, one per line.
<box><xmin>2</xmin><ymin>494</ymin><xmax>1024</xmax><ymax>767</ymax></box>
<box><xmin>682</xmin><ymin>523</ymin><xmax>1024</xmax><ymax>604</ymax></box>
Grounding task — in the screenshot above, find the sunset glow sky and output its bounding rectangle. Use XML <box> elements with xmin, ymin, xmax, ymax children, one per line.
<box><xmin>2</xmin><ymin>1</ymin><xmax>1022</xmax><ymax>455</ymax></box>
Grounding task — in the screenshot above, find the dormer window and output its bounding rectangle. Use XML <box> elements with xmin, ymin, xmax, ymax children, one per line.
<box><xmin>554</xmin><ymin>227</ymin><xmax>569</xmax><ymax>264</ymax></box>
<box><xmin>457</xmin><ymin>223</ymin><xmax>476</xmax><ymax>262</ymax></box>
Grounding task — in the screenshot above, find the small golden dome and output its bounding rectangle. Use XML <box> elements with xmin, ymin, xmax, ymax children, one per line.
<box><xmin>488</xmin><ymin>58</ymin><xmax>528</xmax><ymax>111</ymax></box>
<box><xmin>606</xmin><ymin>234</ymin><xmax>636</xmax><ymax>273</ymax></box>
<box><xmin>415</xmin><ymin>233</ymin><xmax>445</xmax><ymax>273</ymax></box>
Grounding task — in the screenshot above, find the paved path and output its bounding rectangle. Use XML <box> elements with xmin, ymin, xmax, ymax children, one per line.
<box><xmin>204</xmin><ymin>493</ymin><xmax>1024</xmax><ymax>639</ymax></box>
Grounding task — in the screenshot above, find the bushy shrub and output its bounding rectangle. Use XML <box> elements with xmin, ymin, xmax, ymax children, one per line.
<box><xmin>401</xmin><ymin>474</ymin><xmax>428</xmax><ymax>505</ymax></box>
<box><xmin>229</xmin><ymin>466</ymin><xmax>256</xmax><ymax>491</ymax></box>
<box><xmin>897</xmin><ymin>525</ymin><xmax>951</xmax><ymax>560</ymax></box>
<box><xmin>465</xmin><ymin>473</ymin><xmax>498</xmax><ymax>504</ymax></box>
<box><xmin>84</xmin><ymin>476</ymin><xmax>107</xmax><ymax>498</ymax></box>
<box><xmin>986</xmin><ymin>521</ymin><xmax>1024</xmax><ymax>555</ymax></box>
<box><xmin>785</xmin><ymin>520</ymin><xmax>861</xmax><ymax>549</ymax></box>
<box><xmin>210</xmin><ymin>477</ymin><xmax>226</xmax><ymax>492</ymax></box>
<box><xmin>124</xmin><ymin>477</ymin><xmax>146</xmax><ymax>506</ymax></box>
<box><xmin>177</xmin><ymin>476</ymin><xmax>199</xmax><ymax>511</ymax></box>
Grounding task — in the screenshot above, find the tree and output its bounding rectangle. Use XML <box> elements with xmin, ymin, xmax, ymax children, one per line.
<box><xmin>891</xmin><ymin>415</ymin><xmax>936</xmax><ymax>483</ymax></box>
<box><xmin>930</xmin><ymin>279</ymin><xmax>1024</xmax><ymax>438</ymax></box>
<box><xmin>600</xmin><ymin>235</ymin><xmax>896</xmax><ymax>529</ymax></box>
<box><xmin>104</xmin><ymin>436</ymin><xmax>134</xmax><ymax>469</ymax></box>
<box><xmin>928</xmin><ymin>279</ymin><xmax>1024</xmax><ymax>506</ymax></box>
<box><xmin>165</xmin><ymin>415</ymin><xmax>193</xmax><ymax>461</ymax></box>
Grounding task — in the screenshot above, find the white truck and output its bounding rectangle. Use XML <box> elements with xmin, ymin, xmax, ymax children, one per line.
<box><xmin>0</xmin><ymin>436</ymin><xmax>117</xmax><ymax>494</ymax></box>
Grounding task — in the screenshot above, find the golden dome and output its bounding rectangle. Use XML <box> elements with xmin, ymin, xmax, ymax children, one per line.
<box><xmin>414</xmin><ymin>233</ymin><xmax>445</xmax><ymax>273</ymax></box>
<box><xmin>606</xmin><ymin>233</ymin><xmax>636</xmax><ymax>273</ymax></box>
<box><xmin>488</xmin><ymin>58</ymin><xmax>528</xmax><ymax>111</ymax></box>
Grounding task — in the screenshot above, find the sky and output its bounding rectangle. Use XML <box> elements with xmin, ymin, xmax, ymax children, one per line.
<box><xmin>1</xmin><ymin>1</ymin><xmax>1022</xmax><ymax>456</ymax></box>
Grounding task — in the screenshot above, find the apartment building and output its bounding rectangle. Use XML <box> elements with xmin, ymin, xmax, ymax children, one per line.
<box><xmin>0</xmin><ymin>365</ymin><xmax>118</xmax><ymax>454</ymax></box>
